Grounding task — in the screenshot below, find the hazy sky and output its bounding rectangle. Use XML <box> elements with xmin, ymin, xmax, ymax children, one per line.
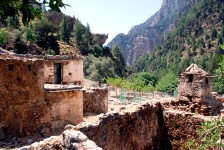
<box><xmin>61</xmin><ymin>0</ymin><xmax>163</xmax><ymax>44</ymax></box>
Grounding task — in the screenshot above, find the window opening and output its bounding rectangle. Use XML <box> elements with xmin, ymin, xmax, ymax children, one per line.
<box><xmin>8</xmin><ymin>64</ymin><xmax>14</xmax><ymax>71</ymax></box>
<box><xmin>28</xmin><ymin>65</ymin><xmax>31</xmax><ymax>71</ymax></box>
<box><xmin>187</xmin><ymin>74</ymin><xmax>193</xmax><ymax>82</ymax></box>
<box><xmin>206</xmin><ymin>78</ymin><xmax>209</xmax><ymax>84</ymax></box>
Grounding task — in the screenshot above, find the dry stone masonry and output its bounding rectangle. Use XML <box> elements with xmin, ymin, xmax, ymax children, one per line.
<box><xmin>74</xmin><ymin>102</ymin><xmax>171</xmax><ymax>150</ymax></box>
<box><xmin>176</xmin><ymin>64</ymin><xmax>222</xmax><ymax>115</ymax></box>
<box><xmin>83</xmin><ymin>88</ymin><xmax>108</xmax><ymax>114</ymax></box>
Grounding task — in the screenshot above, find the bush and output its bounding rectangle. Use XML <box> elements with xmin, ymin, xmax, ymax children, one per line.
<box><xmin>187</xmin><ymin>118</ymin><xmax>224</xmax><ymax>150</ymax></box>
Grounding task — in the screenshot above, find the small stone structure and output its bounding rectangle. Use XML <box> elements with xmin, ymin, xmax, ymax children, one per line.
<box><xmin>0</xmin><ymin>48</ymin><xmax>85</xmax><ymax>138</ymax></box>
<box><xmin>177</xmin><ymin>64</ymin><xmax>222</xmax><ymax>115</ymax></box>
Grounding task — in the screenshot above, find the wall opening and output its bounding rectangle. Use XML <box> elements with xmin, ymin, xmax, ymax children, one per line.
<box><xmin>8</xmin><ymin>64</ymin><xmax>14</xmax><ymax>71</ymax></box>
<box><xmin>54</xmin><ymin>63</ymin><xmax>62</xmax><ymax>84</ymax></box>
<box><xmin>206</xmin><ymin>78</ymin><xmax>209</xmax><ymax>85</ymax></box>
<box><xmin>187</xmin><ymin>74</ymin><xmax>193</xmax><ymax>82</ymax></box>
<box><xmin>28</xmin><ymin>65</ymin><xmax>31</xmax><ymax>71</ymax></box>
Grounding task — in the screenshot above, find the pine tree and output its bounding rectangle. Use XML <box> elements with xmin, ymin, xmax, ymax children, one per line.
<box><xmin>73</xmin><ymin>19</ymin><xmax>90</xmax><ymax>55</ymax></box>
<box><xmin>85</xmin><ymin>22</ymin><xmax>92</xmax><ymax>44</ymax></box>
<box><xmin>33</xmin><ymin>15</ymin><xmax>58</xmax><ymax>51</ymax></box>
<box><xmin>73</xmin><ymin>19</ymin><xmax>84</xmax><ymax>46</ymax></box>
<box><xmin>59</xmin><ymin>15</ymin><xmax>70</xmax><ymax>42</ymax></box>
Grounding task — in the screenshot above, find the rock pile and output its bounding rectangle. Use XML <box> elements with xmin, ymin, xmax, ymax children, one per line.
<box><xmin>19</xmin><ymin>130</ymin><xmax>102</xmax><ymax>150</ymax></box>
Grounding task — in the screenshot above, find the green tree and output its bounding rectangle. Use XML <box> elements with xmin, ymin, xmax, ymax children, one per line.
<box><xmin>0</xmin><ymin>28</ymin><xmax>7</xmax><ymax>46</ymax></box>
<box><xmin>106</xmin><ymin>77</ymin><xmax>127</xmax><ymax>95</ymax></box>
<box><xmin>84</xmin><ymin>54</ymin><xmax>116</xmax><ymax>81</ymax></box>
<box><xmin>213</xmin><ymin>45</ymin><xmax>224</xmax><ymax>93</ymax></box>
<box><xmin>89</xmin><ymin>44</ymin><xmax>103</xmax><ymax>57</ymax></box>
<box><xmin>33</xmin><ymin>15</ymin><xmax>58</xmax><ymax>52</ymax></box>
<box><xmin>156</xmin><ymin>72</ymin><xmax>178</xmax><ymax>92</ymax></box>
<box><xmin>0</xmin><ymin>0</ymin><xmax>68</xmax><ymax>25</ymax></box>
<box><xmin>85</xmin><ymin>22</ymin><xmax>92</xmax><ymax>44</ymax></box>
<box><xmin>24</xmin><ymin>27</ymin><xmax>36</xmax><ymax>44</ymax></box>
<box><xmin>59</xmin><ymin>15</ymin><xmax>70</xmax><ymax>42</ymax></box>
<box><xmin>132</xmin><ymin>72</ymin><xmax>157</xmax><ymax>87</ymax></box>
<box><xmin>73</xmin><ymin>19</ymin><xmax>90</xmax><ymax>55</ymax></box>
<box><xmin>210</xmin><ymin>27</ymin><xmax>218</xmax><ymax>40</ymax></box>
<box><xmin>73</xmin><ymin>19</ymin><xmax>84</xmax><ymax>46</ymax></box>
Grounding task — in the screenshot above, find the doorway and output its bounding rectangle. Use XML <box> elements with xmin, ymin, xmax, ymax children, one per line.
<box><xmin>54</xmin><ymin>63</ymin><xmax>62</xmax><ymax>84</ymax></box>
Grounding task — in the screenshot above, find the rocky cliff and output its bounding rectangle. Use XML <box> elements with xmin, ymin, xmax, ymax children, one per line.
<box><xmin>107</xmin><ymin>0</ymin><xmax>196</xmax><ymax>65</ymax></box>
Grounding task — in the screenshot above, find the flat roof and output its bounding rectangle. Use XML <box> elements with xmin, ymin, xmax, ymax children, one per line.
<box><xmin>44</xmin><ymin>84</ymin><xmax>83</xmax><ymax>92</ymax></box>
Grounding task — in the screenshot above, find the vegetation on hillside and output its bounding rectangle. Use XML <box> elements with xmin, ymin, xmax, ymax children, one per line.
<box><xmin>133</xmin><ymin>0</ymin><xmax>224</xmax><ymax>93</ymax></box>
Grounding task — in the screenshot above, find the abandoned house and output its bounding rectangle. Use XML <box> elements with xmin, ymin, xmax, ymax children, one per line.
<box><xmin>0</xmin><ymin>48</ymin><xmax>85</xmax><ymax>137</ymax></box>
<box><xmin>178</xmin><ymin>64</ymin><xmax>222</xmax><ymax>115</ymax></box>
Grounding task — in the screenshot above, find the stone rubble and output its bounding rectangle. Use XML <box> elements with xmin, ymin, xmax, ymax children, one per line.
<box><xmin>18</xmin><ymin>130</ymin><xmax>102</xmax><ymax>150</ymax></box>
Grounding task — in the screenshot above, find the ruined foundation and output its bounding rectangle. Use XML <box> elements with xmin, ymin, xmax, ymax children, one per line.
<box><xmin>76</xmin><ymin>102</ymin><xmax>172</xmax><ymax>150</ymax></box>
<box><xmin>83</xmin><ymin>88</ymin><xmax>108</xmax><ymax>114</ymax></box>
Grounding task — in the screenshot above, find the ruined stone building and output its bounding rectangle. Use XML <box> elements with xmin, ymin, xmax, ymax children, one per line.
<box><xmin>178</xmin><ymin>64</ymin><xmax>222</xmax><ymax>115</ymax></box>
<box><xmin>0</xmin><ymin>48</ymin><xmax>85</xmax><ymax>137</ymax></box>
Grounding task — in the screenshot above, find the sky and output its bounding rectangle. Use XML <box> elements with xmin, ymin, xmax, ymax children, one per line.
<box><xmin>61</xmin><ymin>0</ymin><xmax>163</xmax><ymax>45</ymax></box>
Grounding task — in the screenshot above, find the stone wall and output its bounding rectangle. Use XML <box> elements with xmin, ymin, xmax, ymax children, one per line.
<box><xmin>0</xmin><ymin>57</ymin><xmax>84</xmax><ymax>139</ymax></box>
<box><xmin>0</xmin><ymin>59</ymin><xmax>45</xmax><ymax>138</ymax></box>
<box><xmin>83</xmin><ymin>88</ymin><xmax>108</xmax><ymax>113</ymax></box>
<box><xmin>163</xmin><ymin>110</ymin><xmax>217</xmax><ymax>150</ymax></box>
<box><xmin>76</xmin><ymin>102</ymin><xmax>171</xmax><ymax>150</ymax></box>
<box><xmin>73</xmin><ymin>99</ymin><xmax>221</xmax><ymax>150</ymax></box>
<box><xmin>44</xmin><ymin>90</ymin><xmax>83</xmax><ymax>132</ymax></box>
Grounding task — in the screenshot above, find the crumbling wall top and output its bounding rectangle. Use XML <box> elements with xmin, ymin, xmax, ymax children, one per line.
<box><xmin>0</xmin><ymin>48</ymin><xmax>83</xmax><ymax>61</ymax></box>
<box><xmin>181</xmin><ymin>64</ymin><xmax>210</xmax><ymax>76</ymax></box>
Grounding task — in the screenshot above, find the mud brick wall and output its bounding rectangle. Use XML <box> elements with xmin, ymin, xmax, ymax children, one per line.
<box><xmin>76</xmin><ymin>102</ymin><xmax>171</xmax><ymax>150</ymax></box>
<box><xmin>44</xmin><ymin>90</ymin><xmax>83</xmax><ymax>132</ymax></box>
<box><xmin>83</xmin><ymin>88</ymin><xmax>108</xmax><ymax>113</ymax></box>
<box><xmin>0</xmin><ymin>59</ymin><xmax>45</xmax><ymax>138</ymax></box>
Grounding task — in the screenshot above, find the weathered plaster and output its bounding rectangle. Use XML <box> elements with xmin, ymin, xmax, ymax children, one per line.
<box><xmin>44</xmin><ymin>90</ymin><xmax>83</xmax><ymax>131</ymax></box>
<box><xmin>44</xmin><ymin>59</ymin><xmax>83</xmax><ymax>86</ymax></box>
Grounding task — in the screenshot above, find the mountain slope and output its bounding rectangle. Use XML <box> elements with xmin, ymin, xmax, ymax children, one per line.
<box><xmin>133</xmin><ymin>0</ymin><xmax>224</xmax><ymax>77</ymax></box>
<box><xmin>107</xmin><ymin>0</ymin><xmax>197</xmax><ymax>65</ymax></box>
